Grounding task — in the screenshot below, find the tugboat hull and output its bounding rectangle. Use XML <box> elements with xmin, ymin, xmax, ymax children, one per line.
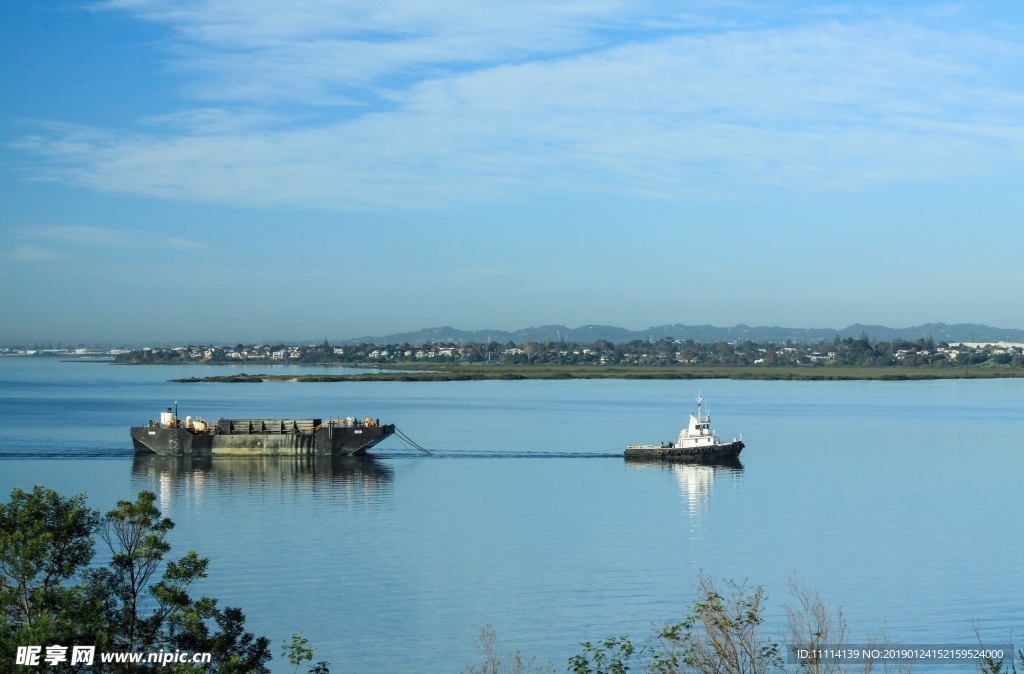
<box><xmin>624</xmin><ymin>439</ymin><xmax>744</xmax><ymax>461</ymax></box>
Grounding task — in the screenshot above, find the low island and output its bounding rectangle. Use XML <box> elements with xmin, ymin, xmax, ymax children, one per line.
<box><xmin>105</xmin><ymin>335</ymin><xmax>1024</xmax><ymax>382</ymax></box>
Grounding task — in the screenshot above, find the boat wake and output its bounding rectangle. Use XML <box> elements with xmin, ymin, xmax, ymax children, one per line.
<box><xmin>0</xmin><ymin>448</ymin><xmax>133</xmax><ymax>459</ymax></box>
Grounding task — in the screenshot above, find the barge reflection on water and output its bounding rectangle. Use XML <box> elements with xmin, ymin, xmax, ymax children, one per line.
<box><xmin>131</xmin><ymin>454</ymin><xmax>394</xmax><ymax>506</ymax></box>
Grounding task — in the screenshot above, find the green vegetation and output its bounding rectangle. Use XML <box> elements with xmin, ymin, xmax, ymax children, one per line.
<box><xmin>1</xmin><ymin>486</ymin><xmax>272</xmax><ymax>673</ymax></box>
<box><xmin>568</xmin><ymin>575</ymin><xmax>782</xmax><ymax>674</ymax></box>
<box><xmin>122</xmin><ymin>335</ymin><xmax>1024</xmax><ymax>380</ymax></box>
<box><xmin>470</xmin><ymin>575</ymin><xmax>1022</xmax><ymax>674</ymax></box>
<box><xmin>282</xmin><ymin>631</ymin><xmax>329</xmax><ymax>674</ymax></box>
<box><xmin>170</xmin><ymin>364</ymin><xmax>1024</xmax><ymax>384</ymax></box>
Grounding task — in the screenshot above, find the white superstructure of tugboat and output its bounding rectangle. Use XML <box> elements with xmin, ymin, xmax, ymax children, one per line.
<box><xmin>624</xmin><ymin>395</ymin><xmax>744</xmax><ymax>460</ymax></box>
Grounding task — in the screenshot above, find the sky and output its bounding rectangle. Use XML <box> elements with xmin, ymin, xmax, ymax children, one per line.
<box><xmin>2</xmin><ymin>1</ymin><xmax>1024</xmax><ymax>345</ymax></box>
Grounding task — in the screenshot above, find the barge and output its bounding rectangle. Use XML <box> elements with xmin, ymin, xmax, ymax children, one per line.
<box><xmin>625</xmin><ymin>396</ymin><xmax>743</xmax><ymax>460</ymax></box>
<box><xmin>131</xmin><ymin>406</ymin><xmax>394</xmax><ymax>456</ymax></box>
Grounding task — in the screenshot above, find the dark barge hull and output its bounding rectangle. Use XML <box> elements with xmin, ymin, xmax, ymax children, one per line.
<box><xmin>131</xmin><ymin>422</ymin><xmax>394</xmax><ymax>456</ymax></box>
<box><xmin>623</xmin><ymin>439</ymin><xmax>744</xmax><ymax>461</ymax></box>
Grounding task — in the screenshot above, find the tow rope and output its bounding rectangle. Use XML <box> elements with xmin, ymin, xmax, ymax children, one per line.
<box><xmin>393</xmin><ymin>427</ymin><xmax>433</xmax><ymax>456</ymax></box>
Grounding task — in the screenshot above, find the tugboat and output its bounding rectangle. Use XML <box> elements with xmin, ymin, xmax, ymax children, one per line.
<box><xmin>625</xmin><ymin>395</ymin><xmax>744</xmax><ymax>460</ymax></box>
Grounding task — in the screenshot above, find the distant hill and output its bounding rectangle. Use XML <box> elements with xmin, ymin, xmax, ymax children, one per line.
<box><xmin>340</xmin><ymin>322</ymin><xmax>1024</xmax><ymax>345</ymax></box>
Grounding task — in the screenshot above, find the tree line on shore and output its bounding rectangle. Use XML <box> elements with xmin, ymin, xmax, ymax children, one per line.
<box><xmin>116</xmin><ymin>335</ymin><xmax>1024</xmax><ymax>369</ymax></box>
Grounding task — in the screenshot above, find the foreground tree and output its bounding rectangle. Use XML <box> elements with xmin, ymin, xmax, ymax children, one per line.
<box><xmin>0</xmin><ymin>486</ymin><xmax>105</xmax><ymax>664</ymax></box>
<box><xmin>0</xmin><ymin>486</ymin><xmax>271</xmax><ymax>673</ymax></box>
<box><xmin>462</xmin><ymin>626</ymin><xmax>553</xmax><ymax>674</ymax></box>
<box><xmin>974</xmin><ymin>624</ymin><xmax>1023</xmax><ymax>674</ymax></box>
<box><xmin>568</xmin><ymin>573</ymin><xmax>1016</xmax><ymax>674</ymax></box>
<box><xmin>570</xmin><ymin>575</ymin><xmax>781</xmax><ymax>674</ymax></box>
<box><xmin>784</xmin><ymin>576</ymin><xmax>914</xmax><ymax>674</ymax></box>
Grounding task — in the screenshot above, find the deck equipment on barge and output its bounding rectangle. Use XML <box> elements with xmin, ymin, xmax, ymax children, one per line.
<box><xmin>131</xmin><ymin>405</ymin><xmax>394</xmax><ymax>456</ymax></box>
<box><xmin>625</xmin><ymin>396</ymin><xmax>744</xmax><ymax>460</ymax></box>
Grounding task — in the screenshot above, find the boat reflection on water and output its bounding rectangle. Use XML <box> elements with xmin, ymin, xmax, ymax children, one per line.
<box><xmin>625</xmin><ymin>456</ymin><xmax>743</xmax><ymax>519</ymax></box>
<box><xmin>131</xmin><ymin>454</ymin><xmax>394</xmax><ymax>508</ymax></box>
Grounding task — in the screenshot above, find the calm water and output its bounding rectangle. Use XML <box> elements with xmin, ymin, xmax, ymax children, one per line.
<box><xmin>1</xmin><ymin>358</ymin><xmax>1021</xmax><ymax>672</ymax></box>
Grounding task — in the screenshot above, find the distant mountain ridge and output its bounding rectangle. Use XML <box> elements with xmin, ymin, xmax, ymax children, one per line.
<box><xmin>340</xmin><ymin>322</ymin><xmax>1024</xmax><ymax>346</ymax></box>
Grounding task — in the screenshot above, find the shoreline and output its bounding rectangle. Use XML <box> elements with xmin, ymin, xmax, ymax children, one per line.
<box><xmin>167</xmin><ymin>365</ymin><xmax>1024</xmax><ymax>383</ymax></box>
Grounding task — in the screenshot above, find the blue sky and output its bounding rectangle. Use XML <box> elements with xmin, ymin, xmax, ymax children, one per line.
<box><xmin>2</xmin><ymin>1</ymin><xmax>1024</xmax><ymax>344</ymax></box>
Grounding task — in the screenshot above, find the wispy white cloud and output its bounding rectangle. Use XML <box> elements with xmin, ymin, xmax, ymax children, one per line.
<box><xmin>6</xmin><ymin>244</ymin><xmax>70</xmax><ymax>263</ymax></box>
<box><xmin>139</xmin><ymin>108</ymin><xmax>301</xmax><ymax>133</ymax></box>
<box><xmin>16</xmin><ymin>4</ymin><xmax>1024</xmax><ymax>209</ymax></box>
<box><xmin>101</xmin><ymin>0</ymin><xmax>710</xmax><ymax>104</ymax></box>
<box><xmin>165</xmin><ymin>236</ymin><xmax>207</xmax><ymax>252</ymax></box>
<box><xmin>4</xmin><ymin>225</ymin><xmax>206</xmax><ymax>260</ymax></box>
<box><xmin>21</xmin><ymin>225</ymin><xmax>131</xmax><ymax>247</ymax></box>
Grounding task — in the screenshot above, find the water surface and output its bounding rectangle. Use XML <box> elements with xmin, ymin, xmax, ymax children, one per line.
<box><xmin>0</xmin><ymin>358</ymin><xmax>1020</xmax><ymax>672</ymax></box>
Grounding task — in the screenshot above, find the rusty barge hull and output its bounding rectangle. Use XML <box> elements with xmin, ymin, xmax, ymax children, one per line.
<box><xmin>131</xmin><ymin>419</ymin><xmax>394</xmax><ymax>456</ymax></box>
